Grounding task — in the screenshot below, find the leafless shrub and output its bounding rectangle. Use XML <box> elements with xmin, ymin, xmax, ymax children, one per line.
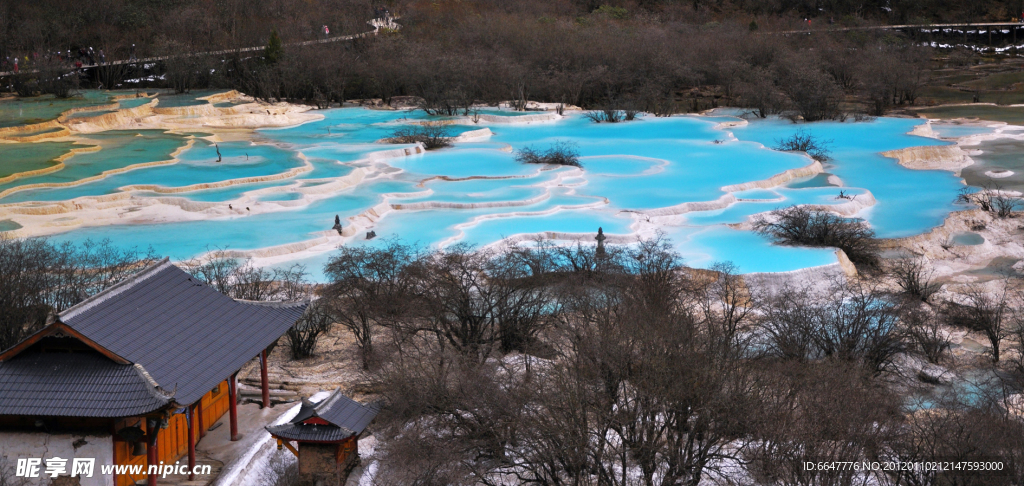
<box><xmin>756</xmin><ymin>280</ymin><xmax>906</xmax><ymax>375</ymax></box>
<box><xmin>956</xmin><ymin>182</ymin><xmax>1021</xmax><ymax>218</ymax></box>
<box><xmin>583</xmin><ymin>108</ymin><xmax>624</xmax><ymax>123</ymax></box>
<box><xmin>888</xmin><ymin>254</ymin><xmax>940</xmax><ymax>302</ymax></box>
<box><xmin>753</xmin><ymin>205</ymin><xmax>880</xmax><ymax>270</ymax></box>
<box><xmin>285</xmin><ymin>300</ymin><xmax>334</xmax><ymax>359</ymax></box>
<box><xmin>0</xmin><ymin>457</ymin><xmax>28</xmax><ymax>486</ymax></box>
<box><xmin>774</xmin><ymin>129</ymin><xmax>832</xmax><ymax>161</ymax></box>
<box><xmin>12</xmin><ymin>59</ymin><xmax>80</xmax><ymax>98</ymax></box>
<box><xmin>514</xmin><ymin>141</ymin><xmax>581</xmax><ymax>167</ymax></box>
<box><xmin>943</xmin><ymin>283</ymin><xmax>1012</xmax><ymax>362</ymax></box>
<box><xmin>903</xmin><ymin>305</ymin><xmax>951</xmax><ymax>365</ymax></box>
<box><xmin>948</xmin><ymin>47</ymin><xmax>978</xmax><ymax>67</ymax></box>
<box><xmin>747</xmin><ymin>362</ymin><xmax>901</xmax><ymax>486</ymax></box>
<box><xmin>890</xmin><ymin>392</ymin><xmax>1024</xmax><ymax>486</ymax></box>
<box><xmin>388</xmin><ymin>122</ymin><xmax>453</xmax><ymax>149</ymax></box>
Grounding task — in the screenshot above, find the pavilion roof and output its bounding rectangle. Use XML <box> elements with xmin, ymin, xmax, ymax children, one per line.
<box><xmin>266</xmin><ymin>388</ymin><xmax>379</xmax><ymax>442</ymax></box>
<box><xmin>0</xmin><ymin>258</ymin><xmax>307</xmax><ymax>417</ymax></box>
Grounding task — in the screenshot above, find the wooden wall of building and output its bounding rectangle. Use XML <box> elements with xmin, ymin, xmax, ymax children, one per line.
<box><xmin>114</xmin><ymin>380</ymin><xmax>230</xmax><ymax>486</ymax></box>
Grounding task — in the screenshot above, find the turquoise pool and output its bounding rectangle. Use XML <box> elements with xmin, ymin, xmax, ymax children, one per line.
<box><xmin>0</xmin><ymin>103</ymin><xmax>977</xmax><ymax>279</ymax></box>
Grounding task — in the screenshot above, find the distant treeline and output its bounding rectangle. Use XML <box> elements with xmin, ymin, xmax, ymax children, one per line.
<box><xmin>1</xmin><ymin>0</ymin><xmax>1014</xmax><ymax>117</ymax></box>
<box><xmin>0</xmin><ymin>0</ymin><xmax>1016</xmax><ymax>58</ymax></box>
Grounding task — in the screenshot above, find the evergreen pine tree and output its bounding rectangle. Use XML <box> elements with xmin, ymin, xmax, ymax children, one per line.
<box><xmin>265</xmin><ymin>29</ymin><xmax>283</xmax><ymax>63</ymax></box>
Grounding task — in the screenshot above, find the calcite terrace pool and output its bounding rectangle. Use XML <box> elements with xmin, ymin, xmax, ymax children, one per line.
<box><xmin>0</xmin><ymin>91</ymin><xmax>979</xmax><ymax>280</ymax></box>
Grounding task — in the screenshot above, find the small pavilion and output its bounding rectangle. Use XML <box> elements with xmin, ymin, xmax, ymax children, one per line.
<box><xmin>0</xmin><ymin>258</ymin><xmax>307</xmax><ymax>486</ymax></box>
<box><xmin>266</xmin><ymin>388</ymin><xmax>379</xmax><ymax>485</ymax></box>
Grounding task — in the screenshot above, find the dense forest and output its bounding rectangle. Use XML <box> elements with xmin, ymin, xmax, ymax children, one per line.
<box><xmin>2</xmin><ymin>0</ymin><xmax>1023</xmax><ymax>117</ymax></box>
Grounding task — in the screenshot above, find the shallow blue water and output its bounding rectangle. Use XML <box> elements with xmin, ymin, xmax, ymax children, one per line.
<box><xmin>928</xmin><ymin>122</ymin><xmax>995</xmax><ymax>139</ymax></box>
<box><xmin>729</xmin><ymin>118</ymin><xmax>962</xmax><ymax>237</ymax></box>
<box><xmin>11</xmin><ymin>107</ymin><xmax>976</xmax><ymax>279</ymax></box>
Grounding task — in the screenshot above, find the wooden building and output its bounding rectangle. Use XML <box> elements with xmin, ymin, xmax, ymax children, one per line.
<box><xmin>0</xmin><ymin>258</ymin><xmax>307</xmax><ymax>486</ymax></box>
<box><xmin>266</xmin><ymin>388</ymin><xmax>379</xmax><ymax>486</ymax></box>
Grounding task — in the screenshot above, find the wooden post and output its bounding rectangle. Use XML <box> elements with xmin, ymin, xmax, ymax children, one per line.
<box><xmin>109</xmin><ymin>422</ymin><xmax>119</xmax><ymax>486</ymax></box>
<box><xmin>229</xmin><ymin>372</ymin><xmax>240</xmax><ymax>441</ymax></box>
<box><xmin>260</xmin><ymin>349</ymin><xmax>270</xmax><ymax>409</ymax></box>
<box><xmin>197</xmin><ymin>398</ymin><xmax>206</xmax><ymax>439</ymax></box>
<box><xmin>146</xmin><ymin>420</ymin><xmax>159</xmax><ymax>486</ymax></box>
<box><xmin>187</xmin><ymin>406</ymin><xmax>197</xmax><ymax>481</ymax></box>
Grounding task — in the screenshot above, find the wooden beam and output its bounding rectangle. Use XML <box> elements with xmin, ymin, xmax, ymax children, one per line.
<box><xmin>277</xmin><ymin>439</ymin><xmax>299</xmax><ymax>457</ymax></box>
<box><xmin>229</xmin><ymin>372</ymin><xmax>240</xmax><ymax>441</ymax></box>
<box><xmin>260</xmin><ymin>349</ymin><xmax>270</xmax><ymax>409</ymax></box>
<box><xmin>0</xmin><ymin>321</ymin><xmax>130</xmax><ymax>364</ymax></box>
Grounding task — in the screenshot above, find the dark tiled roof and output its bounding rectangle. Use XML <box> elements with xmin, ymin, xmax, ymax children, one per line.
<box><xmin>265</xmin><ymin>422</ymin><xmax>356</xmax><ymax>442</ymax></box>
<box><xmin>0</xmin><ymin>351</ymin><xmax>171</xmax><ymax>417</ymax></box>
<box><xmin>59</xmin><ymin>258</ymin><xmax>307</xmax><ymax>405</ymax></box>
<box><xmin>266</xmin><ymin>388</ymin><xmax>379</xmax><ymax>442</ymax></box>
<box><xmin>314</xmin><ymin>389</ymin><xmax>380</xmax><ymax>434</ymax></box>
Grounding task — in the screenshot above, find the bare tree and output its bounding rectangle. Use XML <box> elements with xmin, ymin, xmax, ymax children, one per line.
<box><xmin>741</xmin><ymin>66</ymin><xmax>786</xmax><ymax>119</ymax></box>
<box><xmin>888</xmin><ymin>254</ymin><xmax>940</xmax><ymax>303</ymax></box>
<box><xmin>231</xmin><ymin>259</ymin><xmax>276</xmax><ymax>301</ymax></box>
<box><xmin>756</xmin><ymin>279</ymin><xmax>906</xmax><ymax>375</ymax></box>
<box><xmin>183</xmin><ymin>252</ymin><xmax>308</xmax><ymax>302</ymax></box>
<box><xmin>181</xmin><ymin>250</ymin><xmax>239</xmax><ymax>295</ymax></box>
<box><xmin>943</xmin><ymin>283</ymin><xmax>1012</xmax><ymax>363</ymax></box>
<box><xmin>0</xmin><ymin>237</ymin><xmax>154</xmax><ymax>350</ymax></box>
<box><xmin>285</xmin><ymin>300</ymin><xmax>334</xmax><ymax>359</ymax></box>
<box><xmin>747</xmin><ymin>362</ymin><xmax>900</xmax><ymax>486</ymax></box>
<box><xmin>323</xmin><ymin>241</ymin><xmax>418</xmax><ymax>369</ymax></box>
<box><xmin>956</xmin><ymin>183</ymin><xmax>1022</xmax><ymax>218</ymax></box>
<box><xmin>903</xmin><ymin>304</ymin><xmax>952</xmax><ymax>365</ymax></box>
<box><xmin>774</xmin><ymin>129</ymin><xmax>832</xmax><ymax>161</ymax></box>
<box><xmin>778</xmin><ymin>62</ymin><xmax>845</xmax><ymax>122</ymax></box>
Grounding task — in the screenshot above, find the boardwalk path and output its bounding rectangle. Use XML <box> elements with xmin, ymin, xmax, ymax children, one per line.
<box><xmin>4</xmin><ymin>20</ymin><xmax>1020</xmax><ymax>77</ymax></box>
<box><xmin>0</xmin><ymin>29</ymin><xmax>379</xmax><ymax>77</ymax></box>
<box><xmin>771</xmin><ymin>21</ymin><xmax>1024</xmax><ymax>35</ymax></box>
